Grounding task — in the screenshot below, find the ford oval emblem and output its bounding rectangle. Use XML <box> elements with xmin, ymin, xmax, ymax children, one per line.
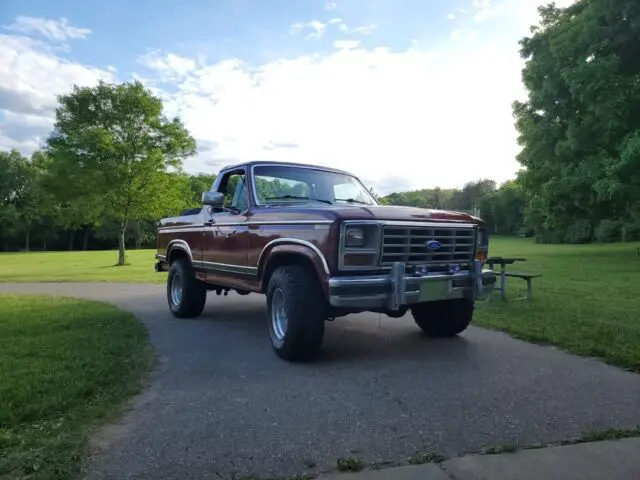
<box><xmin>425</xmin><ymin>240</ymin><xmax>441</xmax><ymax>250</ymax></box>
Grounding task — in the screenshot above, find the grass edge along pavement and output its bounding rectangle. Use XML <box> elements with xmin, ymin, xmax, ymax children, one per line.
<box><xmin>2</xmin><ymin>237</ymin><xmax>638</xmax><ymax>372</ymax></box>
<box><xmin>233</xmin><ymin>426</ymin><xmax>640</xmax><ymax>480</ymax></box>
<box><xmin>0</xmin><ymin>293</ymin><xmax>154</xmax><ymax>480</ymax></box>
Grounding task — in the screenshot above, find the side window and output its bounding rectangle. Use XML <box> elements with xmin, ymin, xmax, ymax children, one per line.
<box><xmin>231</xmin><ymin>176</ymin><xmax>248</xmax><ymax>211</ymax></box>
<box><xmin>217</xmin><ymin>171</ymin><xmax>248</xmax><ymax>212</ymax></box>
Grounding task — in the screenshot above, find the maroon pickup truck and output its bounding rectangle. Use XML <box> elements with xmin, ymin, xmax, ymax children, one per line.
<box><xmin>155</xmin><ymin>161</ymin><xmax>495</xmax><ymax>362</ymax></box>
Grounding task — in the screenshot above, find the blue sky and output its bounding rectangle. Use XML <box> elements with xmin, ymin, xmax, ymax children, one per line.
<box><xmin>0</xmin><ymin>0</ymin><xmax>575</xmax><ymax>194</ymax></box>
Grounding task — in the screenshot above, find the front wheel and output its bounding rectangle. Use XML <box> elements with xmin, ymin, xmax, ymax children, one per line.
<box><xmin>167</xmin><ymin>258</ymin><xmax>207</xmax><ymax>318</ymax></box>
<box><xmin>266</xmin><ymin>265</ymin><xmax>326</xmax><ymax>362</ymax></box>
<box><xmin>410</xmin><ymin>299</ymin><xmax>474</xmax><ymax>337</ymax></box>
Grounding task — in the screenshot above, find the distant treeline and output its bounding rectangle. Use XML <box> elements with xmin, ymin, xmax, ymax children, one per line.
<box><xmin>2</xmin><ymin>147</ymin><xmax>638</xmax><ymax>253</ymax></box>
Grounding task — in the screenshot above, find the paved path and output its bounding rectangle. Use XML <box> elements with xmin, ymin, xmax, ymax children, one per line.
<box><xmin>319</xmin><ymin>437</ymin><xmax>640</xmax><ymax>480</ymax></box>
<box><xmin>2</xmin><ymin>283</ymin><xmax>640</xmax><ymax>480</ymax></box>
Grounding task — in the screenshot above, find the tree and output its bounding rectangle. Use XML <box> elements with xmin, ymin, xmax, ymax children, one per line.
<box><xmin>0</xmin><ymin>150</ymin><xmax>27</xmax><ymax>250</ymax></box>
<box><xmin>46</xmin><ymin>80</ymin><xmax>196</xmax><ymax>264</ymax></box>
<box><xmin>513</xmin><ymin>0</ymin><xmax>640</xmax><ymax>242</ymax></box>
<box><xmin>187</xmin><ymin>173</ymin><xmax>217</xmax><ymax>207</ymax></box>
<box><xmin>14</xmin><ymin>151</ymin><xmax>56</xmax><ymax>251</ymax></box>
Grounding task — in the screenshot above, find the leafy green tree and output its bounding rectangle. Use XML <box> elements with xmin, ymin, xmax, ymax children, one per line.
<box><xmin>14</xmin><ymin>151</ymin><xmax>57</xmax><ymax>250</ymax></box>
<box><xmin>46</xmin><ymin>80</ymin><xmax>196</xmax><ymax>264</ymax></box>
<box><xmin>0</xmin><ymin>150</ymin><xmax>28</xmax><ymax>250</ymax></box>
<box><xmin>513</xmin><ymin>0</ymin><xmax>640</xmax><ymax>242</ymax></box>
<box><xmin>188</xmin><ymin>173</ymin><xmax>217</xmax><ymax>207</ymax></box>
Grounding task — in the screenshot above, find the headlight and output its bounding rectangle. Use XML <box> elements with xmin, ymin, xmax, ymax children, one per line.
<box><xmin>345</xmin><ymin>227</ymin><xmax>366</xmax><ymax>247</ymax></box>
<box><xmin>339</xmin><ymin>222</ymin><xmax>382</xmax><ymax>270</ymax></box>
<box><xmin>477</xmin><ymin>229</ymin><xmax>485</xmax><ymax>247</ymax></box>
<box><xmin>475</xmin><ymin>227</ymin><xmax>489</xmax><ymax>261</ymax></box>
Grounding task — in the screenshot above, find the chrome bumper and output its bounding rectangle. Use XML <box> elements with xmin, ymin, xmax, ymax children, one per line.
<box><xmin>328</xmin><ymin>261</ymin><xmax>496</xmax><ymax>310</ymax></box>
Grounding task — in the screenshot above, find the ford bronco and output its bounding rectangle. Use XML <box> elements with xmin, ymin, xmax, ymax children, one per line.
<box><xmin>155</xmin><ymin>161</ymin><xmax>496</xmax><ymax>362</ymax></box>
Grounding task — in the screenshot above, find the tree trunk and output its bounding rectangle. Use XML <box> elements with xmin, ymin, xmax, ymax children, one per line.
<box><xmin>24</xmin><ymin>229</ymin><xmax>30</xmax><ymax>252</ymax></box>
<box><xmin>82</xmin><ymin>227</ymin><xmax>91</xmax><ymax>251</ymax></box>
<box><xmin>117</xmin><ymin>223</ymin><xmax>127</xmax><ymax>266</ymax></box>
<box><xmin>43</xmin><ymin>235</ymin><xmax>47</xmax><ymax>251</ymax></box>
<box><xmin>68</xmin><ymin>230</ymin><xmax>75</xmax><ymax>251</ymax></box>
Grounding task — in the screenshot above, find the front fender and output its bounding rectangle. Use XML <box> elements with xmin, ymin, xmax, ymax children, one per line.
<box><xmin>258</xmin><ymin>240</ymin><xmax>331</xmax><ymax>295</ymax></box>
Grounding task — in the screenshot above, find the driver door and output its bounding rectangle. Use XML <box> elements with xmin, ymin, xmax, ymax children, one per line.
<box><xmin>202</xmin><ymin>168</ymin><xmax>250</xmax><ymax>278</ymax></box>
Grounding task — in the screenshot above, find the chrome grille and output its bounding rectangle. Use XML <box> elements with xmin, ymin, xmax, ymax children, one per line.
<box><xmin>380</xmin><ymin>225</ymin><xmax>476</xmax><ymax>267</ymax></box>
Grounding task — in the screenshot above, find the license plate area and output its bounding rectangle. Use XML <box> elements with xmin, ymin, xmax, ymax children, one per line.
<box><xmin>419</xmin><ymin>279</ymin><xmax>452</xmax><ymax>302</ymax></box>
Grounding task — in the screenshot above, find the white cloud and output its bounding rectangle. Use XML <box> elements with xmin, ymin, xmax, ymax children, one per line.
<box><xmin>138</xmin><ymin>50</ymin><xmax>198</xmax><ymax>81</ymax></box>
<box><xmin>137</xmin><ymin>33</ymin><xmax>529</xmax><ymax>192</ymax></box>
<box><xmin>290</xmin><ymin>18</ymin><xmax>376</xmax><ymax>40</ymax></box>
<box><xmin>471</xmin><ymin>0</ymin><xmax>507</xmax><ymax>22</ymax></box>
<box><xmin>450</xmin><ymin>28</ymin><xmax>479</xmax><ymax>41</ymax></box>
<box><xmin>447</xmin><ymin>13</ymin><xmax>457</xmax><ymax>20</ymax></box>
<box><xmin>332</xmin><ymin>40</ymin><xmax>361</xmax><ymax>50</ymax></box>
<box><xmin>3</xmin><ymin>16</ymin><xmax>91</xmax><ymax>42</ymax></box>
<box><xmin>289</xmin><ymin>20</ymin><xmax>328</xmax><ymax>40</ymax></box>
<box><xmin>340</xmin><ymin>23</ymin><xmax>378</xmax><ymax>34</ymax></box>
<box><xmin>325</xmin><ymin>1</ymin><xmax>338</xmax><ymax>10</ymax></box>
<box><xmin>0</xmin><ymin>28</ymin><xmax>114</xmax><ymax>153</ymax></box>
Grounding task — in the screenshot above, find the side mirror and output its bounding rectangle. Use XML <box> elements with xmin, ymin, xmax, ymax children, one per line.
<box><xmin>202</xmin><ymin>191</ymin><xmax>224</xmax><ymax>207</ymax></box>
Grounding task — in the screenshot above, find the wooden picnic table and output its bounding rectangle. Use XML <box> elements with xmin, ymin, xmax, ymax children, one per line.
<box><xmin>485</xmin><ymin>256</ymin><xmax>527</xmax><ymax>301</ymax></box>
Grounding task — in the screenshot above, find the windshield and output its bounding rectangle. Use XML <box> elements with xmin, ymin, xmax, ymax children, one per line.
<box><xmin>253</xmin><ymin>164</ymin><xmax>379</xmax><ymax>206</ymax></box>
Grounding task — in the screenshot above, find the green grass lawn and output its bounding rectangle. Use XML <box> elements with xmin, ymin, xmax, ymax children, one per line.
<box><xmin>0</xmin><ymin>249</ymin><xmax>165</xmax><ymax>284</ymax></box>
<box><xmin>474</xmin><ymin>237</ymin><xmax>640</xmax><ymax>372</ymax></box>
<box><xmin>0</xmin><ymin>294</ymin><xmax>153</xmax><ymax>480</ymax></box>
<box><xmin>1</xmin><ymin>238</ymin><xmax>639</xmax><ymax>371</ymax></box>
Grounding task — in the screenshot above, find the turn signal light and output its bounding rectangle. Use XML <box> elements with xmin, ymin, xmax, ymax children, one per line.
<box><xmin>343</xmin><ymin>252</ymin><xmax>376</xmax><ymax>266</ymax></box>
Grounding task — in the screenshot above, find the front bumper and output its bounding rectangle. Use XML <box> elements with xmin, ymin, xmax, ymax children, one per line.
<box><xmin>328</xmin><ymin>261</ymin><xmax>496</xmax><ymax>310</ymax></box>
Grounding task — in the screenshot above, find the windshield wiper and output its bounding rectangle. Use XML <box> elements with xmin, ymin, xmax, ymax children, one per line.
<box><xmin>334</xmin><ymin>198</ymin><xmax>369</xmax><ymax>205</ymax></box>
<box><xmin>264</xmin><ymin>195</ymin><xmax>333</xmax><ymax>204</ymax></box>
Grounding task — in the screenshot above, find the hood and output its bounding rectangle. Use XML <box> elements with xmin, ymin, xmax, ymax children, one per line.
<box><xmin>251</xmin><ymin>203</ymin><xmax>484</xmax><ymax>225</ymax></box>
<box><xmin>331</xmin><ymin>204</ymin><xmax>482</xmax><ymax>224</ymax></box>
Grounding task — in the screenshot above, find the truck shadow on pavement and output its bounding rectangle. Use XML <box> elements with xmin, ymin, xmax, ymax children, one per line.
<box><xmin>192</xmin><ymin>297</ymin><xmax>480</xmax><ymax>365</ymax></box>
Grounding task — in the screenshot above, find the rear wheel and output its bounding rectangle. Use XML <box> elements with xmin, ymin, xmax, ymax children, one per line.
<box><xmin>266</xmin><ymin>265</ymin><xmax>326</xmax><ymax>362</ymax></box>
<box><xmin>410</xmin><ymin>299</ymin><xmax>474</xmax><ymax>337</ymax></box>
<box><xmin>167</xmin><ymin>257</ymin><xmax>207</xmax><ymax>318</ymax></box>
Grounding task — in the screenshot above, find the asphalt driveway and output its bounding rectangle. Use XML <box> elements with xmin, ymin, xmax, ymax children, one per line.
<box><xmin>2</xmin><ymin>283</ymin><xmax>640</xmax><ymax>480</ymax></box>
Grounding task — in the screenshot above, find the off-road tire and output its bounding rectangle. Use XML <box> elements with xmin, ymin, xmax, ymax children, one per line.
<box><xmin>167</xmin><ymin>257</ymin><xmax>207</xmax><ymax>318</ymax></box>
<box><xmin>266</xmin><ymin>265</ymin><xmax>326</xmax><ymax>362</ymax></box>
<box><xmin>410</xmin><ymin>299</ymin><xmax>474</xmax><ymax>337</ymax></box>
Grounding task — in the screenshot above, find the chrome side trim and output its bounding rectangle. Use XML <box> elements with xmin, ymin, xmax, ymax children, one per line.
<box><xmin>158</xmin><ymin>228</ymin><xmax>206</xmax><ymax>234</ymax></box>
<box><xmin>193</xmin><ymin>260</ymin><xmax>258</xmax><ymax>276</ymax></box>
<box><xmin>248</xmin><ymin>220</ymin><xmax>333</xmax><ymax>226</ymax></box>
<box><xmin>166</xmin><ymin>240</ymin><xmax>193</xmax><ymax>262</ymax></box>
<box><xmin>257</xmin><ymin>238</ymin><xmax>331</xmax><ymax>275</ymax></box>
<box><xmin>158</xmin><ymin>220</ymin><xmax>333</xmax><ymax>232</ymax></box>
<box><xmin>158</xmin><ymin>224</ymin><xmax>204</xmax><ymax>231</ymax></box>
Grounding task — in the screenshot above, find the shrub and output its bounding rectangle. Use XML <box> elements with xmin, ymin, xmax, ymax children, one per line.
<box><xmin>563</xmin><ymin>220</ymin><xmax>592</xmax><ymax>244</ymax></box>
<box><xmin>623</xmin><ymin>219</ymin><xmax>640</xmax><ymax>242</ymax></box>
<box><xmin>594</xmin><ymin>219</ymin><xmax>623</xmax><ymax>243</ymax></box>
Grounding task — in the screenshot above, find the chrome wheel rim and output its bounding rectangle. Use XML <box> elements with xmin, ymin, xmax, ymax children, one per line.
<box><xmin>170</xmin><ymin>274</ymin><xmax>183</xmax><ymax>306</ymax></box>
<box><xmin>271</xmin><ymin>288</ymin><xmax>288</xmax><ymax>341</ymax></box>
